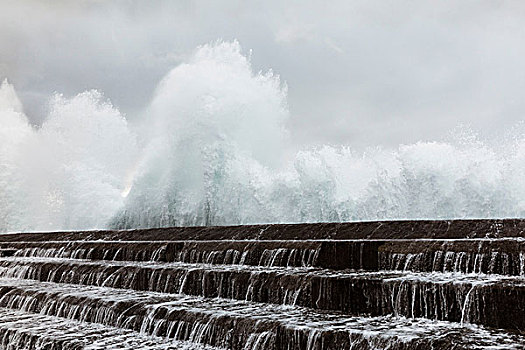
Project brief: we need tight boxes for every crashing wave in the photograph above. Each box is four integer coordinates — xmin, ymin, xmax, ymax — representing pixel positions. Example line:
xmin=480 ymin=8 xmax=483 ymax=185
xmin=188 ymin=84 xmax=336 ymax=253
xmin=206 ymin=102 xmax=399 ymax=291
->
xmin=2 ymin=41 xmax=525 ymax=232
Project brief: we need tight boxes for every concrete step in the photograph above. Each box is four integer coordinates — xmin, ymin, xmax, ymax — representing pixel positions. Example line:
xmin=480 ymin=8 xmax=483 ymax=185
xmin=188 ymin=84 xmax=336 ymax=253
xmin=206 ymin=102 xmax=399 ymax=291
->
xmin=2 ymin=238 xmax=524 ymax=275
xmin=0 ymin=257 xmax=524 ymax=330
xmin=0 ymin=278 xmax=522 ymax=350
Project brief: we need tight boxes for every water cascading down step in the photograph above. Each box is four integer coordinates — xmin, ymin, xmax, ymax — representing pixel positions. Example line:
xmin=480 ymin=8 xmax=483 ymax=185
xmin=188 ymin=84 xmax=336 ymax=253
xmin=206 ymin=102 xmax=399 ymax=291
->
xmin=0 ymin=219 xmax=524 ymax=349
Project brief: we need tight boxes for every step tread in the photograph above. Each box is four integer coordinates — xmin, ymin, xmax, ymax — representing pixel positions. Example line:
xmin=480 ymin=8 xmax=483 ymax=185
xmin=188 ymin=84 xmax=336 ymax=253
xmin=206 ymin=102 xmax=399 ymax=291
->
xmin=0 ymin=278 xmax=523 ymax=349
xmin=1 ymin=220 xmax=524 ymax=241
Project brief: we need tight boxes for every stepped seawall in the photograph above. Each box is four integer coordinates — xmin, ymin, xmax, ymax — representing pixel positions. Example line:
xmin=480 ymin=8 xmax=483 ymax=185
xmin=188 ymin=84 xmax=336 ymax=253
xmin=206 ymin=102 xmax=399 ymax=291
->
xmin=0 ymin=219 xmax=524 ymax=349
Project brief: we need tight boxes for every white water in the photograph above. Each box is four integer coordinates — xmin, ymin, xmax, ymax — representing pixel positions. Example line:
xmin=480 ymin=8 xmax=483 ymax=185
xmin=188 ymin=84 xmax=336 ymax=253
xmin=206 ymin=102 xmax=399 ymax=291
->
xmin=3 ymin=41 xmax=525 ymax=232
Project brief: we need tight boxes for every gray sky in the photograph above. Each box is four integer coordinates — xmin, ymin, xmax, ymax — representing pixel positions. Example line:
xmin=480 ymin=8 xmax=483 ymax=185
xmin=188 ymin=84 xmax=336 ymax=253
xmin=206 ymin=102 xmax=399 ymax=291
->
xmin=2 ymin=0 xmax=525 ymax=149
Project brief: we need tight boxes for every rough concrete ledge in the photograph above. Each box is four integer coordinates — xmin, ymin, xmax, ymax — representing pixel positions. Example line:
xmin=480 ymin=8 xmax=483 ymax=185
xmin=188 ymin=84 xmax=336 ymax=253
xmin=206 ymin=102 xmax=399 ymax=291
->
xmin=1 ymin=219 xmax=525 ymax=242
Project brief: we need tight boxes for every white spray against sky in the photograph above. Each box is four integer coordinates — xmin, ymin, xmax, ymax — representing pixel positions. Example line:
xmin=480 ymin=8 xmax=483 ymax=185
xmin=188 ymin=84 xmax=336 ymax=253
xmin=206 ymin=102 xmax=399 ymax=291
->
xmin=3 ymin=41 xmax=525 ymax=232
xmin=0 ymin=81 xmax=137 ymax=232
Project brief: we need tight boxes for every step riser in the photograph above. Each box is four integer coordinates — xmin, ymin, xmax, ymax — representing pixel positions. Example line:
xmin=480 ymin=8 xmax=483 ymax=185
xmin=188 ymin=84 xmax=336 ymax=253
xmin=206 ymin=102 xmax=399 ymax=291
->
xmin=9 ymin=243 xmax=324 ymax=269
xmin=381 ymin=251 xmax=525 ymax=275
xmin=0 ymin=328 xmax=79 ymax=350
xmin=1 ymin=261 xmax=523 ymax=331
xmin=380 ymin=240 xmax=525 ymax=275
xmin=275 ymin=329 xmax=452 ymax=350
xmin=5 ymin=241 xmax=525 ymax=275
xmin=142 ymin=312 xmax=275 ymax=350
xmin=0 ymin=287 xmax=146 ymax=331
xmin=4 ymin=241 xmax=377 ymax=270
xmin=0 ymin=308 xmax=222 ymax=350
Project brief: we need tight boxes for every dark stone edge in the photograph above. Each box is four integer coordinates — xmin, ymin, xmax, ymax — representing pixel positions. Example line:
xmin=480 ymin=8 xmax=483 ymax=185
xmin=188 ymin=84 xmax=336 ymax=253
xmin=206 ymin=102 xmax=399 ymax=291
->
xmin=1 ymin=218 xmax=524 ymax=242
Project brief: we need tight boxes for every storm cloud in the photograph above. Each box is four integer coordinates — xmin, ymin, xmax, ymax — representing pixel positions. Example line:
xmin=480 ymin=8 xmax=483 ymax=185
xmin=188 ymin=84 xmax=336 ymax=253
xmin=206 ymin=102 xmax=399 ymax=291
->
xmin=2 ymin=1 xmax=525 ymax=148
